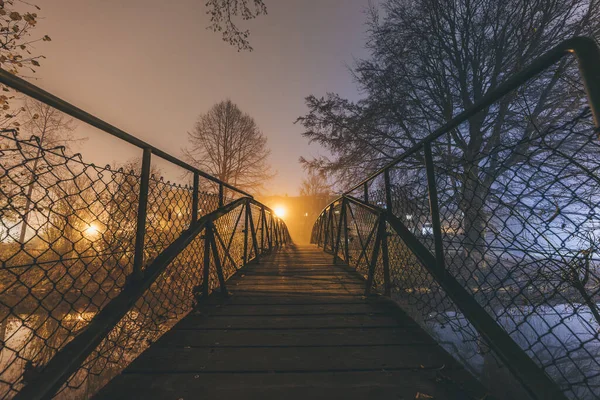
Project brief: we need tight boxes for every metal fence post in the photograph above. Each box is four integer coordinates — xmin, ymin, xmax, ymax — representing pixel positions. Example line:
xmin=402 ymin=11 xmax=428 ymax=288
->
xmin=364 ymin=182 xmax=369 ymax=203
xmin=274 ymin=219 xmax=280 ymax=247
xmin=208 ymin=222 xmax=227 ymax=296
xmin=343 ymin=204 xmax=350 ymax=263
xmin=248 ymin=204 xmax=259 ymax=259
xmin=219 ymin=183 xmax=224 ymax=207
xmin=424 ymin=142 xmax=446 ymax=272
xmin=132 ymin=148 xmax=152 ymax=281
xmin=243 ymin=200 xmax=249 ymax=264
xmin=260 ymin=206 xmax=265 ymax=254
xmin=202 ymin=224 xmax=211 ymax=298
xmin=333 ymin=200 xmax=346 ymax=264
xmin=365 ymin=215 xmax=383 ymax=296
xmin=384 ymin=168 xmax=393 ymax=212
xmin=380 ymin=215 xmax=391 ymax=296
xmin=267 ymin=212 xmax=273 ymax=251
xmin=191 ymin=172 xmax=199 ymax=226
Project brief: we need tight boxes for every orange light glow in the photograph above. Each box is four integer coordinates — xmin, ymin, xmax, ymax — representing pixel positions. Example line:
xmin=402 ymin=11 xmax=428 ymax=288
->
xmin=84 ymin=223 xmax=101 ymax=239
xmin=274 ymin=206 xmax=286 ymax=218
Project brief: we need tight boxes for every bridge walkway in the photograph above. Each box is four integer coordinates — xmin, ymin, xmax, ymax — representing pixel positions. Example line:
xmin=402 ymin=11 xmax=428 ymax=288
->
xmin=96 ymin=244 xmax=487 ymax=399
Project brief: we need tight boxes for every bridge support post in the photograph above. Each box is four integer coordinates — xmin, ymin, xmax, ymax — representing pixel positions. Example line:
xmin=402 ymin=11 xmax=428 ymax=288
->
xmin=324 ymin=204 xmax=333 ymax=252
xmin=333 ymin=199 xmax=346 ymax=264
xmin=202 ymin=225 xmax=211 ymax=298
xmin=343 ymin=203 xmax=350 ymax=264
xmin=243 ymin=200 xmax=249 ymax=264
xmin=191 ymin=172 xmax=199 ymax=226
xmin=132 ymin=147 xmax=152 ymax=281
xmin=265 ymin=211 xmax=272 ymax=251
xmin=384 ymin=168 xmax=393 ymax=212
xmin=208 ymin=222 xmax=227 ymax=296
xmin=424 ymin=143 xmax=446 ymax=273
xmin=365 ymin=215 xmax=383 ymax=296
xmin=218 ymin=183 xmax=224 ymax=207
xmin=260 ymin=206 xmax=265 ymax=254
xmin=380 ymin=215 xmax=391 ymax=296
xmin=248 ymin=204 xmax=259 ymax=260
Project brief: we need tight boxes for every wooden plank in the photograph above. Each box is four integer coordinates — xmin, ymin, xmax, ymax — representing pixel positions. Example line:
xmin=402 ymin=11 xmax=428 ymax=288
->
xmin=175 ymin=314 xmax=407 ymax=329
xmin=96 ymin=244 xmax=487 ymax=400
xmin=125 ymin=345 xmax=457 ymax=373
xmin=154 ymin=327 xmax=435 ymax=347
xmin=192 ymin=303 xmax=395 ymax=316
xmin=97 ymin=370 xmax=482 ymax=400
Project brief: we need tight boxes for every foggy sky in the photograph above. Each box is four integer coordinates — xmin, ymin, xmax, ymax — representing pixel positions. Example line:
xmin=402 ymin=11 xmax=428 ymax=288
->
xmin=31 ymin=0 xmax=372 ymax=195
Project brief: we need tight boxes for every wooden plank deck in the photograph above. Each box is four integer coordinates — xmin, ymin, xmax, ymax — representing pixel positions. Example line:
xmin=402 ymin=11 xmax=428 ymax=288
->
xmin=96 ymin=244 xmax=487 ymax=399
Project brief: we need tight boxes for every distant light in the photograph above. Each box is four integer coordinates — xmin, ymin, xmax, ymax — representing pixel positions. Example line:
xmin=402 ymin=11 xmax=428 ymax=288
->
xmin=84 ymin=223 xmax=100 ymax=239
xmin=304 ymin=212 xmax=308 ymax=217
xmin=274 ymin=206 xmax=286 ymax=218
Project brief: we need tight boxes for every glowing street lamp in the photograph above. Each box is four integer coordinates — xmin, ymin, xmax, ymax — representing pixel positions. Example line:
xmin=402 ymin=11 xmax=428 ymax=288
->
xmin=274 ymin=206 xmax=286 ymax=218
xmin=84 ymin=223 xmax=101 ymax=239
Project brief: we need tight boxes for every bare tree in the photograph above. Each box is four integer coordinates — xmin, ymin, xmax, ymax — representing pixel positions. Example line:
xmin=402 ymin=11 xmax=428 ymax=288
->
xmin=299 ymin=170 xmax=333 ymax=221
xmin=205 ymin=0 xmax=267 ymax=51
xmin=299 ymin=171 xmax=331 ymax=197
xmin=18 ymin=99 xmax=79 ymax=243
xmin=297 ymin=0 xmax=600 ymax=265
xmin=184 ymin=99 xmax=274 ymax=193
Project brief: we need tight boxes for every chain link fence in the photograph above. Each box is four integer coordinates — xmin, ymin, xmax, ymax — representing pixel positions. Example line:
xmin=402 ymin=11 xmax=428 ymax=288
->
xmin=0 ymin=129 xmax=288 ymax=398
xmin=312 ymin=41 xmax=600 ymax=400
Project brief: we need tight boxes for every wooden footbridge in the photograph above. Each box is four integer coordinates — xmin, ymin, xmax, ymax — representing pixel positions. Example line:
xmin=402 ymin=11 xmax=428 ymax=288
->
xmin=96 ymin=245 xmax=485 ymax=400
xmin=2 ymin=37 xmax=600 ymax=400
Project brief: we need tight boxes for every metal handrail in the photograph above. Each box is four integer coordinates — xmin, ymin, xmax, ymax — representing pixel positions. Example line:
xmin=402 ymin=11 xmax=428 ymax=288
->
xmin=0 ymin=65 xmax=292 ymax=399
xmin=337 ymin=196 xmax=565 ymax=400
xmin=310 ymin=36 xmax=600 ymax=400
xmin=15 ymin=197 xmax=290 ymax=400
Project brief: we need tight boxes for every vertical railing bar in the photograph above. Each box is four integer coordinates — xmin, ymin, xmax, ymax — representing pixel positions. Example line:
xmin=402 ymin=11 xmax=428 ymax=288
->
xmin=364 ymin=215 xmax=382 ymax=296
xmin=243 ymin=200 xmax=249 ymax=264
xmin=218 ymin=183 xmax=224 ymax=207
xmin=363 ymin=181 xmax=369 ymax=203
xmin=384 ymin=168 xmax=393 ymax=212
xmin=260 ymin=206 xmax=265 ymax=254
xmin=346 ymin=201 xmax=368 ymax=267
xmin=424 ymin=142 xmax=446 ymax=272
xmin=333 ymin=199 xmax=346 ymax=264
xmin=323 ymin=207 xmax=330 ymax=251
xmin=225 ymin=205 xmax=244 ymax=258
xmin=266 ymin=212 xmax=273 ymax=251
xmin=248 ymin=204 xmax=260 ymax=260
xmin=191 ymin=172 xmax=199 ymax=226
xmin=380 ymin=215 xmax=391 ymax=296
xmin=132 ymin=147 xmax=152 ymax=281
xmin=209 ymin=225 xmax=228 ymax=296
xmin=343 ymin=203 xmax=350 ymax=263
xmin=202 ymin=224 xmax=211 ymax=298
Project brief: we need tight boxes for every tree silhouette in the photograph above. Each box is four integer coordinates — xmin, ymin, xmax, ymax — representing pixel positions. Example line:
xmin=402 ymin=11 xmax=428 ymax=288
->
xmin=184 ymin=99 xmax=274 ymax=194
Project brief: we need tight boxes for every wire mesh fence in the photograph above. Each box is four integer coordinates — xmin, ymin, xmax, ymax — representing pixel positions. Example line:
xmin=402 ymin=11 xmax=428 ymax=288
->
xmin=312 ymin=47 xmax=600 ymax=399
xmin=0 ymin=129 xmax=289 ymax=399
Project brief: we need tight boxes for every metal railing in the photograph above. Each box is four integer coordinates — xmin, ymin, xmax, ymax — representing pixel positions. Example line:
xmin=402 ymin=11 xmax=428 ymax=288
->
xmin=0 ymin=73 xmax=289 ymax=399
xmin=311 ymin=37 xmax=600 ymax=400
